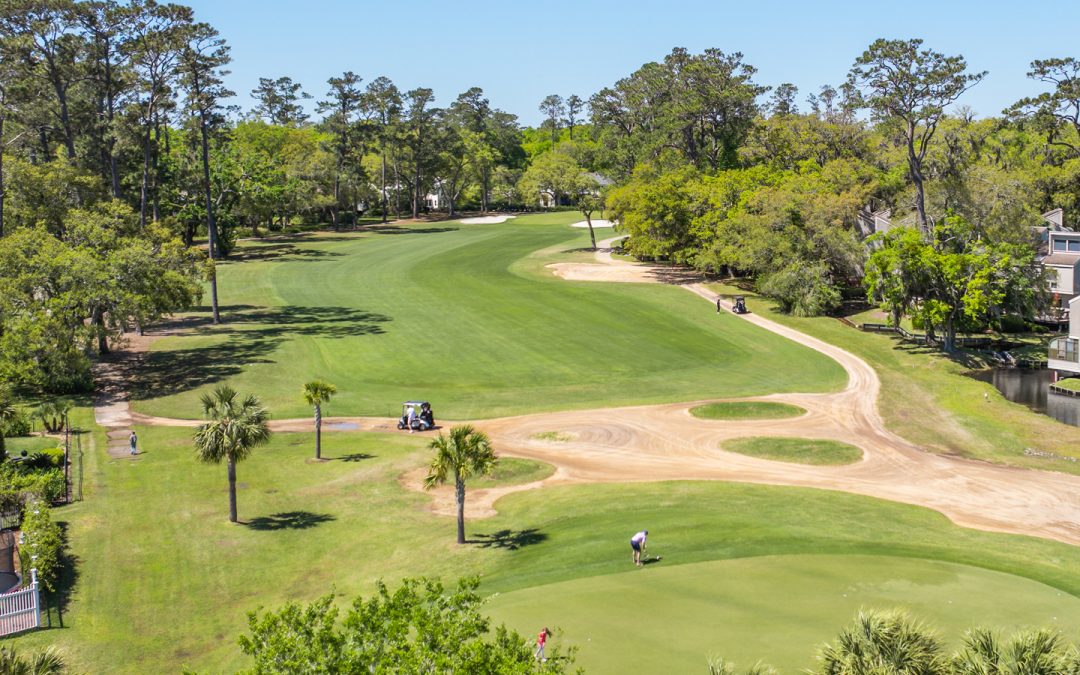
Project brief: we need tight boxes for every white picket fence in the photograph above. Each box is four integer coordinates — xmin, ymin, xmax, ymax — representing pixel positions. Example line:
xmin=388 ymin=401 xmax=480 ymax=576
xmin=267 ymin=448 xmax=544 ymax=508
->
xmin=0 ymin=569 xmax=40 ymax=636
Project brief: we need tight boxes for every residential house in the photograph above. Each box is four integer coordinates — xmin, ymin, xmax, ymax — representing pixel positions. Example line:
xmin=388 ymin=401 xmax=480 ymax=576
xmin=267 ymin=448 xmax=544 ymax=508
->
xmin=537 ymin=172 xmax=614 ymax=209
xmin=1048 ymin=295 xmax=1080 ymax=374
xmin=1036 ymin=209 xmax=1078 ymax=316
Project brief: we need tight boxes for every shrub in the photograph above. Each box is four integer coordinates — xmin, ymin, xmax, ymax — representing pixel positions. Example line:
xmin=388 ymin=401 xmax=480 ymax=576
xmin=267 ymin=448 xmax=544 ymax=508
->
xmin=998 ymin=314 xmax=1028 ymax=333
xmin=18 ymin=500 xmax=62 ymax=592
xmin=0 ymin=465 xmax=65 ymax=504
xmin=758 ymin=262 xmax=841 ymax=317
xmin=1 ymin=409 xmax=31 ymax=438
xmin=23 ymin=448 xmax=65 ymax=470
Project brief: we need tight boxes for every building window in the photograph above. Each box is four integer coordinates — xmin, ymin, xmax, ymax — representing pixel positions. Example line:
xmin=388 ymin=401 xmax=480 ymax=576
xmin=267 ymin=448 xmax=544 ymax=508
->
xmin=1069 ymin=240 xmax=1080 ymax=252
xmin=1050 ymin=337 xmax=1080 ymax=362
xmin=1055 ymin=240 xmax=1067 ymax=250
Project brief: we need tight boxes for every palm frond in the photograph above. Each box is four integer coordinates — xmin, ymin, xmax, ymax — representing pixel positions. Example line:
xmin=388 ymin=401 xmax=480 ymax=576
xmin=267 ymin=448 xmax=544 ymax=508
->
xmin=302 ymin=380 xmax=337 ymax=406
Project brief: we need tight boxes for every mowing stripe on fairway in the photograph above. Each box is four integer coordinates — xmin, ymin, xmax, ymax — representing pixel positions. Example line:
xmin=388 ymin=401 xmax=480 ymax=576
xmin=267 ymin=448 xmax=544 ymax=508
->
xmin=135 ymin=213 xmax=845 ymax=419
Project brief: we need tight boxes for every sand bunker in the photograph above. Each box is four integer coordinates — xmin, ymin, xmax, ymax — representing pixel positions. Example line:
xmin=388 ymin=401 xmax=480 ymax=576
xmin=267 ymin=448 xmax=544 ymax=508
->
xmin=459 ymin=215 xmax=516 ymax=224
xmin=570 ymin=219 xmax=614 ymax=228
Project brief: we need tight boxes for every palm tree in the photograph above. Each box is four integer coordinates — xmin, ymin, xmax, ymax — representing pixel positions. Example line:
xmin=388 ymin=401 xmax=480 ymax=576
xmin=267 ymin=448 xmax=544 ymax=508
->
xmin=816 ymin=610 xmax=946 ymax=675
xmin=193 ymin=385 xmax=271 ymax=523
xmin=423 ymin=425 xmax=497 ymax=544
xmin=301 ymin=380 xmax=337 ymax=460
xmin=0 ymin=645 xmax=67 ymax=674
xmin=952 ymin=627 xmax=1070 ymax=675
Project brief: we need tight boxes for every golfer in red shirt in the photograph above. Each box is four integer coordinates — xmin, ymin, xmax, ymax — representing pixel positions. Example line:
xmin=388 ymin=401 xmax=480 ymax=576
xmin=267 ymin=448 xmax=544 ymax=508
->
xmin=535 ymin=626 xmax=551 ymax=662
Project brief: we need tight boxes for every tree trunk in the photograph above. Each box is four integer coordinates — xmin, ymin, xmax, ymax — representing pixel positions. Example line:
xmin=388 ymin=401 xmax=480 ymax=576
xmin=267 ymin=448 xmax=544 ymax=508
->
xmin=104 ymin=49 xmax=121 ymax=198
xmin=944 ymin=313 xmax=957 ymax=353
xmin=586 ymin=212 xmax=597 ymax=249
xmin=227 ymin=458 xmax=238 ymax=523
xmin=47 ymin=63 xmax=76 ymax=160
xmin=907 ymin=124 xmax=928 ymax=232
xmin=455 ymin=475 xmax=466 ymax=544
xmin=208 ymin=265 xmax=221 ymax=326
xmin=140 ymin=121 xmax=152 ymax=228
xmin=94 ymin=310 xmax=109 ymax=354
xmin=380 ymin=150 xmax=388 ymax=223
xmin=314 ymin=404 xmax=322 ymax=460
xmin=151 ymin=118 xmax=161 ymax=223
xmin=412 ymin=162 xmax=421 ymax=219
xmin=0 ymin=113 xmax=5 ymax=237
xmin=199 ymin=103 xmax=222 ymax=326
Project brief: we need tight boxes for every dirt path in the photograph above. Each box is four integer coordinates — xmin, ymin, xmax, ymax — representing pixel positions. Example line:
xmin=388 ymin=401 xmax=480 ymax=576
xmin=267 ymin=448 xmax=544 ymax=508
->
xmin=99 ymin=237 xmax=1080 ymax=547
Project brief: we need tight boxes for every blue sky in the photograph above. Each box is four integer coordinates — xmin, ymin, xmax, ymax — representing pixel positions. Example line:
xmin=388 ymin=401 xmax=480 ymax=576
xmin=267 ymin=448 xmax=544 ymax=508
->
xmin=185 ymin=0 xmax=1080 ymax=126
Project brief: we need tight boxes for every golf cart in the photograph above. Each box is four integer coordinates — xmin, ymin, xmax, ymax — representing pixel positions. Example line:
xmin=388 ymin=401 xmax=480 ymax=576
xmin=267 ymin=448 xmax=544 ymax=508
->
xmin=732 ymin=296 xmax=749 ymax=314
xmin=397 ymin=400 xmax=435 ymax=431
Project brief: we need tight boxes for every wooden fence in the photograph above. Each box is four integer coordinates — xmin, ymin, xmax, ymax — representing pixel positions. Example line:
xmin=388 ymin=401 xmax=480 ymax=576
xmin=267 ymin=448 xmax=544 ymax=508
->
xmin=0 ymin=569 xmax=40 ymax=636
xmin=852 ymin=322 xmax=993 ymax=348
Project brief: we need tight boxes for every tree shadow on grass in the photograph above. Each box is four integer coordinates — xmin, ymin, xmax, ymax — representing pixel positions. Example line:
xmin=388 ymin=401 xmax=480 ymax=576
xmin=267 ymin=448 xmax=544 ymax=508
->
xmin=365 ymin=225 xmax=459 ymax=235
xmin=223 ymin=243 xmax=345 ymax=263
xmin=469 ymin=528 xmax=547 ymax=551
xmin=244 ymin=511 xmax=336 ymax=531
xmin=125 ymin=336 xmax=278 ymax=401
xmin=891 ymin=339 xmax=995 ymax=369
xmin=332 ymin=453 xmax=375 ymax=462
xmin=186 ymin=304 xmax=392 ymax=339
xmin=42 ymin=520 xmax=79 ymax=629
xmin=129 ymin=304 xmax=392 ymax=400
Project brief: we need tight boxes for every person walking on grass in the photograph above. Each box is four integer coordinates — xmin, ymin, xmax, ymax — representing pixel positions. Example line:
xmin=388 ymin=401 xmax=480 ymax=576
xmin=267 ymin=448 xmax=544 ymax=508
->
xmin=717 ymin=297 xmax=722 ymax=313
xmin=535 ymin=627 xmax=552 ymax=662
xmin=129 ymin=431 xmax=138 ymax=456
xmin=630 ymin=529 xmax=647 ymax=566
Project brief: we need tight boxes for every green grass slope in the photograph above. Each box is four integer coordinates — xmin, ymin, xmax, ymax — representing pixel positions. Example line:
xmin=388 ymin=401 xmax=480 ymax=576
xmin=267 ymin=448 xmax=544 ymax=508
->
xmin=16 ymin=420 xmax=1080 ymax=673
xmin=134 ymin=213 xmax=844 ymax=420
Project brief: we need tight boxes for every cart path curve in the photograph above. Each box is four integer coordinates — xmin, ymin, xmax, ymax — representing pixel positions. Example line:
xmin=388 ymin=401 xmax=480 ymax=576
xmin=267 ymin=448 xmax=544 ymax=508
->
xmin=118 ymin=236 xmax=1080 ymax=547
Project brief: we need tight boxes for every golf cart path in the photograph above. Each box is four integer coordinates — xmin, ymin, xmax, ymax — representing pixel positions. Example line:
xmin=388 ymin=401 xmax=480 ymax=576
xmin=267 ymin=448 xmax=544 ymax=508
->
xmin=115 ymin=236 xmax=1080 ymax=547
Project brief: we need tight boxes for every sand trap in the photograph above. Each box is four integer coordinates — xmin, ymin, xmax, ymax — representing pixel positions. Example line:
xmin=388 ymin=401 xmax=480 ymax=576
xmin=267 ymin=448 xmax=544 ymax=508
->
xmin=459 ymin=215 xmax=516 ymax=224
xmin=571 ymin=219 xmax=614 ymax=228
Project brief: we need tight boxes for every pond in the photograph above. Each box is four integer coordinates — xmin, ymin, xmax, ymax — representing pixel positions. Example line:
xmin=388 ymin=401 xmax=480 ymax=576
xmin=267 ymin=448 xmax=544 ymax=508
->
xmin=973 ymin=367 xmax=1080 ymax=427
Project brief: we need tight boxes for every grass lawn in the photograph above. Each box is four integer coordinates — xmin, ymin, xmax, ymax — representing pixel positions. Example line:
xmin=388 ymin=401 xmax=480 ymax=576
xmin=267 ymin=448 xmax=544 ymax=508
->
xmin=13 ymin=413 xmax=1080 ymax=673
xmin=709 ymin=284 xmax=1080 ymax=474
xmin=4 ymin=436 xmax=62 ymax=455
xmin=1054 ymin=377 xmax=1080 ymax=392
xmin=689 ymin=401 xmax=805 ymax=420
xmin=722 ymin=437 xmax=863 ymax=465
xmin=133 ymin=212 xmax=844 ymax=420
xmin=487 ymin=555 xmax=1080 ymax=674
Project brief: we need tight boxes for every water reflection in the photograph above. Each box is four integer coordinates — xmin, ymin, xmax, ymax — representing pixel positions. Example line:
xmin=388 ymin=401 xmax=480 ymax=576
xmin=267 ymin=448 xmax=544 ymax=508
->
xmin=974 ymin=368 xmax=1080 ymax=427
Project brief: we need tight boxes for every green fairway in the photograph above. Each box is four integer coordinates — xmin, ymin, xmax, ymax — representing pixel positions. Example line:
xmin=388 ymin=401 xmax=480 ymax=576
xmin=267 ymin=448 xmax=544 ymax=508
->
xmin=16 ymin=415 xmax=1080 ymax=673
xmin=133 ymin=212 xmax=845 ymax=420
xmin=723 ymin=437 xmax=863 ymax=465
xmin=486 ymin=555 xmax=1080 ymax=673
xmin=690 ymin=401 xmax=805 ymax=420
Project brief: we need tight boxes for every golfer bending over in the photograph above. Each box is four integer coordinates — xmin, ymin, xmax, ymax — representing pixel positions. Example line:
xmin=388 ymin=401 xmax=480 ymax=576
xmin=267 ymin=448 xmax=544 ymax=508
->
xmin=630 ymin=529 xmax=647 ymax=566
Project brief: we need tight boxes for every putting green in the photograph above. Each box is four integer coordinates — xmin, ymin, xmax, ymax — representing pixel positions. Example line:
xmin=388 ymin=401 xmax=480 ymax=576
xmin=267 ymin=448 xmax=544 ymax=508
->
xmin=486 ymin=554 xmax=1080 ymax=673
xmin=723 ymin=437 xmax=863 ymax=465
xmin=690 ymin=401 xmax=806 ymax=420
xmin=134 ymin=213 xmax=845 ymax=419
